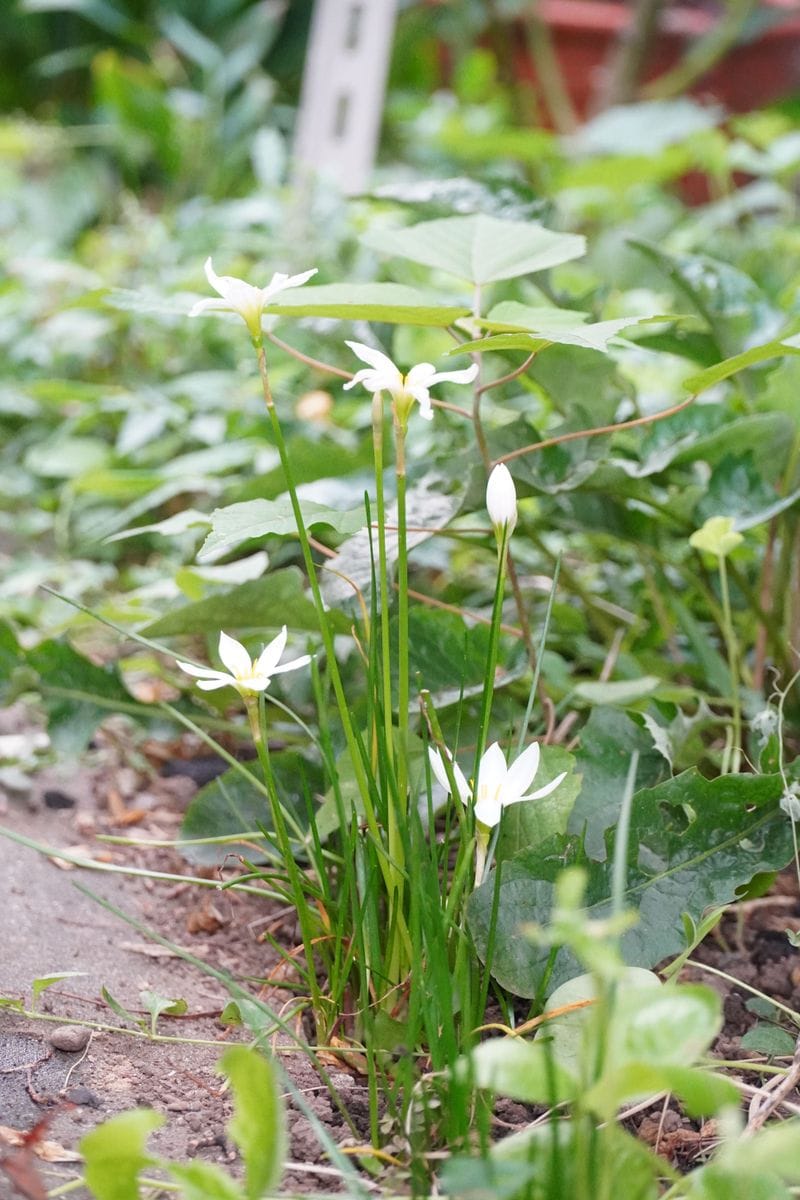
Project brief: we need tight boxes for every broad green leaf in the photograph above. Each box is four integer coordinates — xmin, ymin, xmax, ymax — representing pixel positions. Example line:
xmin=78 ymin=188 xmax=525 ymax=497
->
xmin=0 ymin=621 xmax=22 ymax=704
xmin=219 ymin=1046 xmax=286 ymax=1199
xmin=671 ymin=412 xmax=794 ymax=477
xmin=180 ymin=754 xmax=320 ymax=864
xmin=81 ymin=1109 xmax=164 ymax=1200
xmin=198 ymin=497 xmax=365 ymax=562
xmin=716 ymin=1120 xmax=800 ymax=1182
xmin=683 ymin=336 xmax=800 ymax=394
xmin=265 ymin=282 xmax=470 ymax=326
xmin=573 ymin=99 xmax=722 ymax=156
xmin=25 ymin=435 xmax=110 ymax=479
xmin=106 ymin=509 xmax=212 ymax=543
xmin=139 ymin=989 xmax=188 ymax=1036
xmin=685 ymin=1166 xmax=790 ymax=1200
xmin=543 ymin=969 xmax=660 ymax=1080
xmin=495 ymin=746 xmax=579 ymax=863
xmin=629 ymin=240 xmax=777 ymax=357
xmin=167 ymin=1162 xmax=244 ymax=1200
xmin=321 ymin=473 xmax=466 ymax=611
xmin=26 ymin=639 xmax=139 ymax=754
xmin=364 ymin=215 xmax=585 ymax=284
xmin=460 ymin=1036 xmax=576 ymax=1104
xmin=32 ymin=971 xmax=86 ymax=1008
xmin=567 ymin=708 xmax=670 ymax=859
xmin=469 ymin=769 xmax=793 ymax=998
xmin=143 ymin=567 xmax=349 ymax=636
xmin=740 ymin=1024 xmax=797 ymax=1056
xmin=490 ymin=1119 xmax=661 ymax=1200
xmin=584 ymin=1062 xmax=737 ymax=1118
xmin=459 ymin=304 xmax=670 ymax=354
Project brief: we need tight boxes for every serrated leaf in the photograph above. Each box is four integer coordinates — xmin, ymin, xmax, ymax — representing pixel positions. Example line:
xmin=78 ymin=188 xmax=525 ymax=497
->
xmin=219 ymin=1046 xmax=286 ymax=1199
xmin=198 ymin=498 xmax=365 ymax=562
xmin=364 ymin=215 xmax=585 ymax=284
xmin=80 ymin=1109 xmax=164 ymax=1200
xmin=469 ymin=769 xmax=793 ymax=998
xmin=265 ymin=282 xmax=470 ymax=326
xmin=459 ymin=304 xmax=670 ymax=354
xmin=143 ymin=567 xmax=349 ymax=636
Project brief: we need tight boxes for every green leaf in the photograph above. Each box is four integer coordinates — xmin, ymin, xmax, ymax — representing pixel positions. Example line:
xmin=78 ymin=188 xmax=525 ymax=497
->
xmin=469 ymin=769 xmax=793 ymax=998
xmin=143 ymin=567 xmax=349 ymax=636
xmin=198 ymin=497 xmax=365 ymax=562
xmin=81 ymin=1109 xmax=164 ymax=1200
xmin=567 ymin=708 xmax=670 ymax=859
xmin=683 ymin=336 xmax=800 ymax=394
xmin=31 ymin=971 xmax=86 ymax=1009
xmin=24 ymin=435 xmax=110 ymax=479
xmin=180 ymin=753 xmax=320 ymax=864
xmin=459 ymin=304 xmax=671 ymax=354
xmin=364 ymin=215 xmax=585 ymax=284
xmin=573 ymin=677 xmax=661 ymax=705
xmin=101 ymin=986 xmax=144 ymax=1030
xmin=460 ymin=1037 xmax=576 ymax=1105
xmin=495 ymin=746 xmax=580 ymax=863
xmin=106 ymin=509 xmax=212 ymax=543
xmin=266 ymin=282 xmax=470 ymax=326
xmin=26 ymin=639 xmax=139 ymax=754
xmin=168 ymin=1162 xmax=244 ymax=1200
xmin=585 ymin=1062 xmax=737 ymax=1118
xmin=139 ymin=989 xmax=188 ymax=1037
xmin=219 ymin=1046 xmax=286 ymax=1199
xmin=543 ymin=968 xmax=660 ymax=1080
xmin=321 ymin=473 xmax=465 ymax=611
xmin=740 ymin=1024 xmax=798 ymax=1056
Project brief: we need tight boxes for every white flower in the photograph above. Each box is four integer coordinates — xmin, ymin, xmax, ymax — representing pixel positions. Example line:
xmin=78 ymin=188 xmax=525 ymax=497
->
xmin=189 ymin=257 xmax=317 ymax=337
xmin=486 ymin=463 xmax=517 ymax=538
xmin=429 ymin=741 xmax=566 ymax=830
xmin=343 ymin=340 xmax=478 ymax=420
xmin=176 ymin=628 xmax=310 ymax=697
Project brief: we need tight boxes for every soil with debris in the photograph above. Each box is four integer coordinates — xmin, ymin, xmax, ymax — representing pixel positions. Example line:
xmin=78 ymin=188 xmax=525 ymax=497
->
xmin=1 ymin=711 xmax=799 ymax=1197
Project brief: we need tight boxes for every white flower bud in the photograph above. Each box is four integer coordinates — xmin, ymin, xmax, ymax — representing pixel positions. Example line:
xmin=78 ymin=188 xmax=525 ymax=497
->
xmin=486 ymin=463 xmax=517 ymax=539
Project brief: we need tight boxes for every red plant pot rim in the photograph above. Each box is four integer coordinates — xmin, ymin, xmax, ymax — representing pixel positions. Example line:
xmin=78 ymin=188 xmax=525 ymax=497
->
xmin=537 ymin=0 xmax=800 ymax=38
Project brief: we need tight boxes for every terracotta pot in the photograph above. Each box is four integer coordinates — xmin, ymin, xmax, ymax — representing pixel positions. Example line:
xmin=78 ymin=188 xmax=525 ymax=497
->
xmin=513 ymin=0 xmax=800 ymax=117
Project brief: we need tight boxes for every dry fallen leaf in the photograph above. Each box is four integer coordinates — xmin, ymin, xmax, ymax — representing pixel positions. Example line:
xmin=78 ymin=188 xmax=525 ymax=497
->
xmin=0 ymin=1125 xmax=81 ymax=1162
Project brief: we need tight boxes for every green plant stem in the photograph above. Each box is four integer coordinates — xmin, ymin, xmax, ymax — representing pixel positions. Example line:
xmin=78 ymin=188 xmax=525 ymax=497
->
xmin=388 ymin=411 xmax=410 ymax=993
xmin=254 ymin=338 xmax=413 ymax=987
xmin=372 ymin=390 xmax=395 ymax=776
xmin=474 ymin=524 xmax=510 ymax=780
xmin=718 ymin=555 xmax=741 ymax=774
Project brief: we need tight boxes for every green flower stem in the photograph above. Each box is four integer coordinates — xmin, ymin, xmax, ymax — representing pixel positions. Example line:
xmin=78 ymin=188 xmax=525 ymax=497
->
xmin=393 ymin=414 xmax=410 ymax=817
xmin=474 ymin=523 xmax=510 ymax=780
xmin=247 ymin=695 xmax=323 ymax=1017
xmin=372 ymin=390 xmax=395 ymax=775
xmin=253 ymin=340 xmax=412 ymax=972
xmin=718 ymin=554 xmax=741 ymax=774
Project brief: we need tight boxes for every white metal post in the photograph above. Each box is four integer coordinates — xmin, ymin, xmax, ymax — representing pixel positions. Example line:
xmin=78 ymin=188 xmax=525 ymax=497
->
xmin=293 ymin=0 xmax=399 ymax=195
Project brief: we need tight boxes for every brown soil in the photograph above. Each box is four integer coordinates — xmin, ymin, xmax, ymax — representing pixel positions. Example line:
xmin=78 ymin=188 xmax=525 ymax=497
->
xmin=1 ymin=711 xmax=799 ymax=1197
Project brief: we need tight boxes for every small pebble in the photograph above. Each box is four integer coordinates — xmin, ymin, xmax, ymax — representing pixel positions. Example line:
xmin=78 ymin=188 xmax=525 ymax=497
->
xmin=65 ymin=1085 xmax=101 ymax=1107
xmin=43 ymin=789 xmax=76 ymax=810
xmin=49 ymin=1025 xmax=91 ymax=1052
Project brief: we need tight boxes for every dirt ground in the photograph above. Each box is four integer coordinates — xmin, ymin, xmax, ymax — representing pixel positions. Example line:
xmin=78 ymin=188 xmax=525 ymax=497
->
xmin=1 ymin=710 xmax=800 ymax=1199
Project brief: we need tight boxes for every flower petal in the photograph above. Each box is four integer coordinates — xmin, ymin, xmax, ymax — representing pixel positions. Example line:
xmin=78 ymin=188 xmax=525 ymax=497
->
xmin=189 ymin=298 xmax=233 ymax=318
xmin=523 ymin=771 xmax=568 ymax=801
xmin=478 ymin=742 xmax=508 ymax=797
xmin=343 ymin=367 xmax=380 ymax=392
xmin=175 ymin=660 xmax=230 ymax=682
xmin=428 ymin=747 xmax=470 ymax=804
xmin=204 ymin=257 xmax=224 ymax=297
xmin=217 ymin=631 xmax=253 ymax=679
xmin=262 ymin=267 xmax=317 ymax=302
xmin=427 ymin=363 xmax=479 ymax=387
xmin=196 ymin=676 xmax=236 ymax=691
xmin=345 ymin=341 xmax=402 ymax=381
xmin=270 ymin=653 xmax=312 ymax=676
xmin=254 ymin=626 xmax=288 ymax=677
xmin=404 ymin=363 xmax=437 ymax=388
xmin=504 ymin=742 xmax=541 ymax=802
